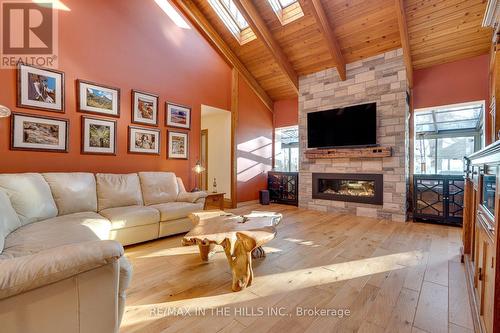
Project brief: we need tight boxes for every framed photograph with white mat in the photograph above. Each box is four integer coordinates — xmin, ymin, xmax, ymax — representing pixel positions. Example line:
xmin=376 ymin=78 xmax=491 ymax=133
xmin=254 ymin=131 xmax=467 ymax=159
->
xmin=128 ymin=126 xmax=160 ymax=155
xmin=17 ymin=64 xmax=65 ymax=113
xmin=81 ymin=116 xmax=117 ymax=155
xmin=77 ymin=80 xmax=120 ymax=117
xmin=167 ymin=130 xmax=188 ymax=159
xmin=132 ymin=90 xmax=158 ymax=126
xmin=11 ymin=113 xmax=68 ymax=152
xmin=166 ymin=102 xmax=191 ymax=129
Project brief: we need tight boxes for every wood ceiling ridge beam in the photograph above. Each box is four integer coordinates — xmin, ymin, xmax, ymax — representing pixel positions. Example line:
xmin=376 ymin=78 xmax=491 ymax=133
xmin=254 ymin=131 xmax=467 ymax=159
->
xmin=171 ymin=0 xmax=274 ymax=112
xmin=233 ymin=0 xmax=299 ymax=95
xmin=301 ymin=0 xmax=347 ymax=81
xmin=395 ymin=0 xmax=413 ymax=89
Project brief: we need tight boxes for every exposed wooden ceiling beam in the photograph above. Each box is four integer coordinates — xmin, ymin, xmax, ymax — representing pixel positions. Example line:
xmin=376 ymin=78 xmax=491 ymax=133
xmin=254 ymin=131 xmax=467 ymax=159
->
xmin=233 ymin=0 xmax=299 ymax=94
xmin=395 ymin=0 xmax=414 ymax=88
xmin=300 ymin=0 xmax=346 ymax=81
xmin=171 ymin=0 xmax=274 ymax=111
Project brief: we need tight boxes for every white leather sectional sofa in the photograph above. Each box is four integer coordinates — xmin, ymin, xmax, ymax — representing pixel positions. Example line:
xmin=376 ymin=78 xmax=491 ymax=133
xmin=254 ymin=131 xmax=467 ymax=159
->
xmin=0 ymin=171 xmax=206 ymax=333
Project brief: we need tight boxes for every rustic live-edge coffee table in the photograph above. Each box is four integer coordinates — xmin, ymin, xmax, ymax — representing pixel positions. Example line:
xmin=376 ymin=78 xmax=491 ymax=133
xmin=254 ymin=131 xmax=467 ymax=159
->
xmin=183 ymin=210 xmax=282 ymax=291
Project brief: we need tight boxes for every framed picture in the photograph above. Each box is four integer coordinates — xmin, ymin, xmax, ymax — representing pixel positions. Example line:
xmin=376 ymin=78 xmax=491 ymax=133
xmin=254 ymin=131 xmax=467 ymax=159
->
xmin=166 ymin=102 xmax=191 ymax=129
xmin=167 ymin=130 xmax=188 ymax=159
xmin=11 ymin=112 xmax=69 ymax=152
xmin=77 ymin=80 xmax=120 ymax=117
xmin=17 ymin=64 xmax=65 ymax=112
xmin=132 ymin=90 xmax=158 ymax=126
xmin=128 ymin=126 xmax=160 ymax=155
xmin=81 ymin=116 xmax=117 ymax=155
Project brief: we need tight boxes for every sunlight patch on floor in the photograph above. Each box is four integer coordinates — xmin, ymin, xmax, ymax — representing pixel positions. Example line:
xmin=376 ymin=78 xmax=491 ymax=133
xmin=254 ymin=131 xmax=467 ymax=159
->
xmin=122 ymin=250 xmax=423 ymax=327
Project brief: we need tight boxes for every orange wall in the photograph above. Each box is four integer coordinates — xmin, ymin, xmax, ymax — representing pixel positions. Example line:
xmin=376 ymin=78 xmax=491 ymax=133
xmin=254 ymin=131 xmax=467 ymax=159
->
xmin=0 ymin=0 xmax=233 ymax=188
xmin=274 ymin=98 xmax=298 ymax=128
xmin=413 ymin=54 xmax=489 ymax=109
xmin=237 ymin=75 xmax=273 ymax=202
xmin=413 ymin=54 xmax=490 ymax=143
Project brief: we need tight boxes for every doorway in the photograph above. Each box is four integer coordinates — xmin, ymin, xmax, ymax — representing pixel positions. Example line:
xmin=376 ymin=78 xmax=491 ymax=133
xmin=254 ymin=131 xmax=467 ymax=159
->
xmin=201 ymin=105 xmax=232 ymax=206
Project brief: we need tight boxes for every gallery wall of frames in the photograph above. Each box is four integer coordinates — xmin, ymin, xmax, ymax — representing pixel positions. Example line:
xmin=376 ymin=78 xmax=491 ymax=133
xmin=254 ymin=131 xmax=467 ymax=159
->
xmin=12 ymin=63 xmax=192 ymax=159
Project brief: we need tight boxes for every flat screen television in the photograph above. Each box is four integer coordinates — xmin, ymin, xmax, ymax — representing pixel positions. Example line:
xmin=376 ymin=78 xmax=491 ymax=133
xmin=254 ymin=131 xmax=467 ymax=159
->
xmin=307 ymin=102 xmax=377 ymax=148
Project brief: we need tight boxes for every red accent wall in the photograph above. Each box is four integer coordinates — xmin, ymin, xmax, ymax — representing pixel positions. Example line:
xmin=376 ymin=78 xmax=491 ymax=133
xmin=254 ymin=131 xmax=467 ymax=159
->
xmin=413 ymin=54 xmax=489 ymax=109
xmin=237 ymin=74 xmax=273 ymax=202
xmin=413 ymin=54 xmax=490 ymax=143
xmin=274 ymin=98 xmax=298 ymax=128
xmin=0 ymin=0 xmax=234 ymax=188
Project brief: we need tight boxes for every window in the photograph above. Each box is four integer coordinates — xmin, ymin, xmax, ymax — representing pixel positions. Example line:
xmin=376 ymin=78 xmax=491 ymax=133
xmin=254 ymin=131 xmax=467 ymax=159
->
xmin=208 ymin=0 xmax=256 ymax=44
xmin=268 ymin=0 xmax=303 ymax=25
xmin=276 ymin=0 xmax=298 ymax=8
xmin=275 ymin=126 xmax=299 ymax=172
xmin=414 ymin=102 xmax=484 ymax=175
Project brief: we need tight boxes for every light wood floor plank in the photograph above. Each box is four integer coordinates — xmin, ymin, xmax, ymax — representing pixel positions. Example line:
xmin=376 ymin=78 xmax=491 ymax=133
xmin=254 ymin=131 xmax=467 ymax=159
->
xmin=449 ymin=261 xmax=474 ymax=330
xmin=413 ymin=281 xmax=449 ymax=333
xmin=119 ymin=204 xmax=470 ymax=333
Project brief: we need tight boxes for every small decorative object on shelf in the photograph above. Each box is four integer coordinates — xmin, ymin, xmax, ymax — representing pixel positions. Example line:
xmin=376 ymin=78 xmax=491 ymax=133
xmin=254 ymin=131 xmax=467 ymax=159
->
xmin=212 ymin=177 xmax=217 ymax=193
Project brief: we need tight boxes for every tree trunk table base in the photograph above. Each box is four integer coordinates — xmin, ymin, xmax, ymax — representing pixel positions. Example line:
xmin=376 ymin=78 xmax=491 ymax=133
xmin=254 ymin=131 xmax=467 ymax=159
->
xmin=251 ymin=246 xmax=266 ymax=259
xmin=184 ymin=211 xmax=282 ymax=291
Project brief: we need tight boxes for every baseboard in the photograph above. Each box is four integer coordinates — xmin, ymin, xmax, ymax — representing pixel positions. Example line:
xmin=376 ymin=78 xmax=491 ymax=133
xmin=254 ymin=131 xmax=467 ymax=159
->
xmin=237 ymin=200 xmax=259 ymax=207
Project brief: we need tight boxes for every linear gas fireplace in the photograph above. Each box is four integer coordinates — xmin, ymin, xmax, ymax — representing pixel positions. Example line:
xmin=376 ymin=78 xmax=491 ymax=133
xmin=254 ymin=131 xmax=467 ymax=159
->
xmin=312 ymin=173 xmax=383 ymax=205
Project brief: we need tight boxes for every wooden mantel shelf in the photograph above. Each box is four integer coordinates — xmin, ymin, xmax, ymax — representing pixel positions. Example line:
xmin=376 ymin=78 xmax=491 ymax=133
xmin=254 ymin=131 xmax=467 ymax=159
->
xmin=305 ymin=146 xmax=392 ymax=159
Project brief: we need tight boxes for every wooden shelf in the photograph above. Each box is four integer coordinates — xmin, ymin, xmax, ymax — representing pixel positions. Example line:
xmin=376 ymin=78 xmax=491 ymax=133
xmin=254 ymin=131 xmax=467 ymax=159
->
xmin=304 ymin=146 xmax=392 ymax=159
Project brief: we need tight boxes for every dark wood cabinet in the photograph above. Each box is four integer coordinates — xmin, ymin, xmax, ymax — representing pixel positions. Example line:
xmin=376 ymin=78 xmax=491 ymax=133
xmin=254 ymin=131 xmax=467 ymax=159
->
xmin=268 ymin=171 xmax=298 ymax=206
xmin=413 ymin=174 xmax=465 ymax=226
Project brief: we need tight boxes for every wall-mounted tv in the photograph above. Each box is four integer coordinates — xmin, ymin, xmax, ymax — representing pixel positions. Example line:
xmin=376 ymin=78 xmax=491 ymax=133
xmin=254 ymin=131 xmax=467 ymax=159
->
xmin=307 ymin=102 xmax=377 ymax=148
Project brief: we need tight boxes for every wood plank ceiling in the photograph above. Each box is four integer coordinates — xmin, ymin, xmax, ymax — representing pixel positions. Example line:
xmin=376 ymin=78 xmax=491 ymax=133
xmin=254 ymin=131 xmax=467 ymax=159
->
xmin=187 ymin=0 xmax=492 ymax=102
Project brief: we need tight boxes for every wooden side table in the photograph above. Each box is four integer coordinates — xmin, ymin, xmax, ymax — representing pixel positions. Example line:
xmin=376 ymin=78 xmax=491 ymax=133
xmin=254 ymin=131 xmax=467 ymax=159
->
xmin=204 ymin=192 xmax=226 ymax=210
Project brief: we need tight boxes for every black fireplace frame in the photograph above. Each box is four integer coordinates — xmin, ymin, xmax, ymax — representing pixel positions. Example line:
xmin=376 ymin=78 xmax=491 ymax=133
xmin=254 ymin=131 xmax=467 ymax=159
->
xmin=312 ymin=173 xmax=383 ymax=205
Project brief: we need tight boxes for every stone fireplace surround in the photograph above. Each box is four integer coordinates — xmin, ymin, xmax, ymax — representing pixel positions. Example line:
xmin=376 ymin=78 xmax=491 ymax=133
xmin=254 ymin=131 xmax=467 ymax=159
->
xmin=298 ymin=49 xmax=409 ymax=222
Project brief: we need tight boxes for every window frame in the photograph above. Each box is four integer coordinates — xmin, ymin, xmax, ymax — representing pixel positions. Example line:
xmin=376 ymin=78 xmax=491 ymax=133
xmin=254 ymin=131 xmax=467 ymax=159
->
xmin=413 ymin=101 xmax=485 ymax=175
xmin=267 ymin=0 xmax=303 ymax=26
xmin=208 ymin=0 xmax=256 ymax=45
xmin=274 ymin=125 xmax=299 ymax=172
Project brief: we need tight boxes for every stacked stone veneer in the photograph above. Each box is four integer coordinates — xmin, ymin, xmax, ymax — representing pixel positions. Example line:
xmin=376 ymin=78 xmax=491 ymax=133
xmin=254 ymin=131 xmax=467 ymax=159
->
xmin=299 ymin=49 xmax=410 ymax=222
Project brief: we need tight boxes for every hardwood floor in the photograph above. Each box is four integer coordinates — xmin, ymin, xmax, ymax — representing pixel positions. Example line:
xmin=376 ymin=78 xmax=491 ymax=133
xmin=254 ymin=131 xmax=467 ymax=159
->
xmin=120 ymin=204 xmax=474 ymax=333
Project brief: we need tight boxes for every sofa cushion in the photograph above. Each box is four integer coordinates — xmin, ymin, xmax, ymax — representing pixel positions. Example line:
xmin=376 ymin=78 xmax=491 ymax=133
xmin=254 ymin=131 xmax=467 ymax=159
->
xmin=176 ymin=177 xmax=187 ymax=192
xmin=43 ymin=172 xmax=98 ymax=215
xmin=139 ymin=172 xmax=178 ymax=205
xmin=0 ymin=191 xmax=22 ymax=254
xmin=0 ymin=173 xmax=58 ymax=225
xmin=96 ymin=173 xmax=143 ymax=211
xmin=150 ymin=201 xmax=204 ymax=222
xmin=100 ymin=205 xmax=160 ymax=229
xmin=0 ymin=212 xmax=111 ymax=260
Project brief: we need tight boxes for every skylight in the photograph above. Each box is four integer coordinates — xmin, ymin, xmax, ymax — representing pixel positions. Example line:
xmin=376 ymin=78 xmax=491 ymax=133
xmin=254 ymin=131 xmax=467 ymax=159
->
xmin=268 ymin=0 xmax=303 ymax=25
xmin=278 ymin=0 xmax=297 ymax=8
xmin=209 ymin=0 xmax=254 ymax=43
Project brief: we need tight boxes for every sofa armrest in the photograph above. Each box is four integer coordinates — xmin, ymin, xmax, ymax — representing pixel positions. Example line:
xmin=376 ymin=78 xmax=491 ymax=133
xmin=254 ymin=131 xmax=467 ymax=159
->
xmin=177 ymin=191 xmax=207 ymax=203
xmin=0 ymin=240 xmax=123 ymax=300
